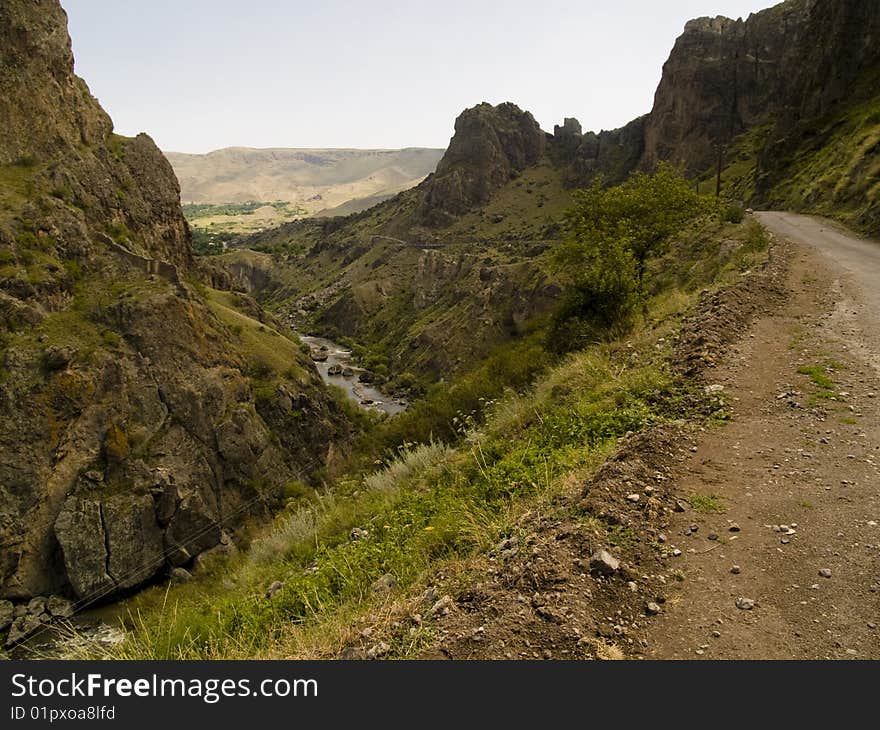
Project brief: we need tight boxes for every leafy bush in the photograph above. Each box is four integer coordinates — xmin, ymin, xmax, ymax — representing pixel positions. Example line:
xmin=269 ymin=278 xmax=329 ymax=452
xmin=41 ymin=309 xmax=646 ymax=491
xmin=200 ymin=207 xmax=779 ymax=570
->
xmin=551 ymin=164 xmax=714 ymax=352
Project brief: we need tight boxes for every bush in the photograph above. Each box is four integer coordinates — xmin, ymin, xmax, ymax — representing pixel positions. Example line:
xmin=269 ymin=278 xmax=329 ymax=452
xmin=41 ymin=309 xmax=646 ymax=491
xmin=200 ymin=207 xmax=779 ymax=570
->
xmin=550 ymin=164 xmax=714 ymax=352
xmin=548 ymin=238 xmax=640 ymax=352
xmin=722 ymin=203 xmax=745 ymax=223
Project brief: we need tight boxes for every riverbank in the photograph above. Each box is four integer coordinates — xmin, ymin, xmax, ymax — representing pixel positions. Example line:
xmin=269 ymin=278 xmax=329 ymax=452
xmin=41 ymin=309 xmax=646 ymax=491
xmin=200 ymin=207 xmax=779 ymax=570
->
xmin=300 ymin=334 xmax=407 ymax=416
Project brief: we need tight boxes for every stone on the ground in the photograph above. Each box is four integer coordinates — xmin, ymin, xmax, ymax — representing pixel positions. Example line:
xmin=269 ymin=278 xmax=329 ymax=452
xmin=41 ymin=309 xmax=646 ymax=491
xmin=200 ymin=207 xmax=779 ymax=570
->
xmin=819 ymin=568 xmax=832 ymax=578
xmin=170 ymin=567 xmax=192 ymax=584
xmin=265 ymin=580 xmax=283 ymax=599
xmin=371 ymin=573 xmax=397 ymax=594
xmin=589 ymin=549 xmax=620 ymax=576
xmin=735 ymin=597 xmax=755 ymax=610
xmin=498 ymin=535 xmax=519 ymax=557
xmin=338 ymin=646 xmax=366 ymax=660
xmin=349 ymin=527 xmax=369 ymax=541
xmin=430 ymin=595 xmax=454 ymax=617
xmin=46 ymin=596 xmax=74 ymax=618
xmin=5 ymin=615 xmax=43 ymax=647
xmin=729 ymin=523 xmax=741 ymax=532
xmin=26 ymin=597 xmax=46 ymax=616
xmin=731 ymin=565 xmax=741 ymax=574
xmin=626 ymin=493 xmax=640 ymax=503
xmin=366 ymin=642 xmax=390 ymax=660
xmin=646 ymin=602 xmax=662 ymax=616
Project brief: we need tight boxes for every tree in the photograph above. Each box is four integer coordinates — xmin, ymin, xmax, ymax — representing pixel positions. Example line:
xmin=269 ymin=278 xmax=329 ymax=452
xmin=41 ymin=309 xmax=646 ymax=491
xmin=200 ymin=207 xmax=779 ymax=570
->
xmin=564 ymin=163 xmax=713 ymax=286
xmin=549 ymin=164 xmax=713 ymax=352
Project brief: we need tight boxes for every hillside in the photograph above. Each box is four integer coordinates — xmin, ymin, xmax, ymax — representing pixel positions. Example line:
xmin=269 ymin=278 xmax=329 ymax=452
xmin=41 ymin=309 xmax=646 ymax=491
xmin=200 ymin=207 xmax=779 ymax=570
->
xmin=3 ymin=0 xmax=880 ymax=661
xmin=0 ymin=0 xmax=350 ymax=634
xmin=164 ymin=147 xmax=444 ymax=244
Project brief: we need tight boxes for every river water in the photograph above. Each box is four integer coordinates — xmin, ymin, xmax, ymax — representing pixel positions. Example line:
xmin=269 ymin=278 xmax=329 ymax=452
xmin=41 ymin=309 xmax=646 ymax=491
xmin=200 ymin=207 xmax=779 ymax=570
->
xmin=299 ymin=335 xmax=406 ymax=416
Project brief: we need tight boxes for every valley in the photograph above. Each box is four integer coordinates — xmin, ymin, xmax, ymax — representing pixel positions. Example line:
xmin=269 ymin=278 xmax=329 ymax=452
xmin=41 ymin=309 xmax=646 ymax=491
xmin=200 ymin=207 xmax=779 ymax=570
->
xmin=166 ymin=147 xmax=445 ymax=254
xmin=300 ymin=334 xmax=407 ymax=416
xmin=1 ymin=0 xmax=879 ymax=663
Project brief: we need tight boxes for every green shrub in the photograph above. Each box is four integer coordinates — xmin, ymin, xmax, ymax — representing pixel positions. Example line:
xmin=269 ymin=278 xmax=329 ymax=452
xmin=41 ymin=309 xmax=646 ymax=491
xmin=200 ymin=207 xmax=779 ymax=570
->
xmin=722 ymin=203 xmax=745 ymax=223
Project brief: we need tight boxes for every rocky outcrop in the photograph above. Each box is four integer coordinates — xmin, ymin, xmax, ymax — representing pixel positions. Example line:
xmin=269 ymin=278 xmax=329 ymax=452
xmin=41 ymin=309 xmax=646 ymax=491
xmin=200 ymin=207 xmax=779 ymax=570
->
xmin=563 ymin=117 xmax=647 ymax=187
xmin=0 ymin=0 xmax=111 ymax=166
xmin=414 ymin=103 xmax=546 ymax=226
xmin=54 ymin=495 xmax=164 ymax=599
xmin=642 ymin=0 xmax=880 ymax=175
xmin=0 ymin=0 xmax=349 ymax=603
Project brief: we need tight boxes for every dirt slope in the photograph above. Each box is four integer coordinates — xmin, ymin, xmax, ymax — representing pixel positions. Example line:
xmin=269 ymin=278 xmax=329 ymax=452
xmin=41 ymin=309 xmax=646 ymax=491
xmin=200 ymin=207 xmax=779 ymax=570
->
xmin=645 ymin=212 xmax=880 ymax=659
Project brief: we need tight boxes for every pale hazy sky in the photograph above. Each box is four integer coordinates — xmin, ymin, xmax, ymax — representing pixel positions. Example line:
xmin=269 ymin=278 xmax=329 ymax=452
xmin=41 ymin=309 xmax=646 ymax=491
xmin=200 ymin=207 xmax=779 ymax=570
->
xmin=63 ymin=0 xmax=774 ymax=153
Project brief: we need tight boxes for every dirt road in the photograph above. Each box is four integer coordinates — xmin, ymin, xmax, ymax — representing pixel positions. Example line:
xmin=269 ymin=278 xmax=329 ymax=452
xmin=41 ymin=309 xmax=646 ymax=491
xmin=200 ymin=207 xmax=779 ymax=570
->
xmin=645 ymin=212 xmax=880 ymax=659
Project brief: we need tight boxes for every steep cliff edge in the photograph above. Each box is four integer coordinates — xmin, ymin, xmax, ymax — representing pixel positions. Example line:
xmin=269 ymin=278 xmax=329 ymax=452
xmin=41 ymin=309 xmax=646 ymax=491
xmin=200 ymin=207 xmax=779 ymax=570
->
xmin=0 ymin=0 xmax=348 ymax=610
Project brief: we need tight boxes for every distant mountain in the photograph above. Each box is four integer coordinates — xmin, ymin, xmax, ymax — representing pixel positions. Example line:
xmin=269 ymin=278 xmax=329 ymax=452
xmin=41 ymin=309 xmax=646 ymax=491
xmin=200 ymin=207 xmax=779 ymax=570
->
xmin=165 ymin=147 xmax=445 ymax=215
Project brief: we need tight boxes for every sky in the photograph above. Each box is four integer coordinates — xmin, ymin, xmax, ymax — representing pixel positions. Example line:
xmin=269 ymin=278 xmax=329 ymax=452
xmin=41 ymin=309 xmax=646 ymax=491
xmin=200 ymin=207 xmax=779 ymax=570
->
xmin=63 ymin=0 xmax=774 ymax=154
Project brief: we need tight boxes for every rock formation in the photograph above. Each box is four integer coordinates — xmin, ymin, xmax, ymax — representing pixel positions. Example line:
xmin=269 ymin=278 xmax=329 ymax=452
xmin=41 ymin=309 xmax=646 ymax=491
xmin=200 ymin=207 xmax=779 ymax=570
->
xmin=414 ymin=103 xmax=546 ymax=226
xmin=0 ymin=0 xmax=348 ymax=606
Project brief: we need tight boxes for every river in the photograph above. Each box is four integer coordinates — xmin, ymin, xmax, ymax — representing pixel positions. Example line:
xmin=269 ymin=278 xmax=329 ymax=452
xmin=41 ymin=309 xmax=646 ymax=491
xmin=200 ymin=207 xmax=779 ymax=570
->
xmin=299 ymin=335 xmax=407 ymax=416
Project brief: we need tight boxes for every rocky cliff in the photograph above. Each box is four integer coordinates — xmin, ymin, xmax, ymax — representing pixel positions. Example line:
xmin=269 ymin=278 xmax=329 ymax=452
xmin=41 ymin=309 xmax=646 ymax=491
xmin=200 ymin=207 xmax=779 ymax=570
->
xmin=642 ymin=0 xmax=880 ymax=182
xmin=414 ymin=103 xmax=546 ymax=226
xmin=0 ymin=0 xmax=348 ymax=620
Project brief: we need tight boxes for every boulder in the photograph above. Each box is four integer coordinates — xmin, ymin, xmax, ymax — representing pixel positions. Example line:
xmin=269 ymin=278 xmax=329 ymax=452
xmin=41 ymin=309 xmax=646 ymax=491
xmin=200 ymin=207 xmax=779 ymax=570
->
xmin=170 ymin=567 xmax=192 ymax=584
xmin=26 ymin=597 xmax=46 ymax=616
xmin=370 ymin=573 xmax=397 ymax=594
xmin=46 ymin=596 xmax=74 ymax=618
xmin=5 ymin=614 xmax=43 ymax=647
xmin=43 ymin=346 xmax=75 ymax=371
xmin=54 ymin=498 xmax=114 ymax=600
xmin=103 ymin=495 xmax=164 ymax=591
xmin=54 ymin=495 xmax=164 ymax=600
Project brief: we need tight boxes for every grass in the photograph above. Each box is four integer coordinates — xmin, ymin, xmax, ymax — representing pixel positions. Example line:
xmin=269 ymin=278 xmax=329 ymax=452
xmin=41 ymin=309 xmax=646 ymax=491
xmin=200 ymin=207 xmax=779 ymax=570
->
xmin=204 ymin=288 xmax=307 ymax=379
xmin=797 ymin=361 xmax=843 ymax=405
xmin=99 ymin=325 xmax=679 ymax=659
xmin=688 ymin=494 xmax=724 ymax=514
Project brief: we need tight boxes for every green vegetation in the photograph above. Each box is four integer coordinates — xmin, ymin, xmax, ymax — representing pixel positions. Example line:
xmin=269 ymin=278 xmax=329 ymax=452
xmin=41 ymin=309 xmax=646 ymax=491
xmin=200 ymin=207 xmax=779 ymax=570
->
xmin=719 ymin=75 xmax=880 ymax=236
xmin=204 ymin=288 xmax=306 ymax=380
xmin=184 ymin=201 xmax=308 ymax=253
xmin=90 ymin=201 xmax=768 ymax=660
xmin=103 ymin=325 xmax=678 ymax=659
xmin=688 ymin=494 xmax=724 ymax=513
xmin=183 ymin=201 xmax=304 ymax=220
xmin=797 ymin=361 xmax=844 ymax=405
xmin=550 ymin=164 xmax=716 ymax=352
xmin=191 ymin=228 xmax=239 ymax=256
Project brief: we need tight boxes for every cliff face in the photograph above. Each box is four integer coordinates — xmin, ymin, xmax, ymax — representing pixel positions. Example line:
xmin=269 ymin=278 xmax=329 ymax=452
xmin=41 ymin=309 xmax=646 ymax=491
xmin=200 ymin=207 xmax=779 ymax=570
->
xmin=0 ymin=0 xmax=348 ymax=608
xmin=414 ymin=103 xmax=546 ymax=226
xmin=642 ymin=0 xmax=880 ymax=175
